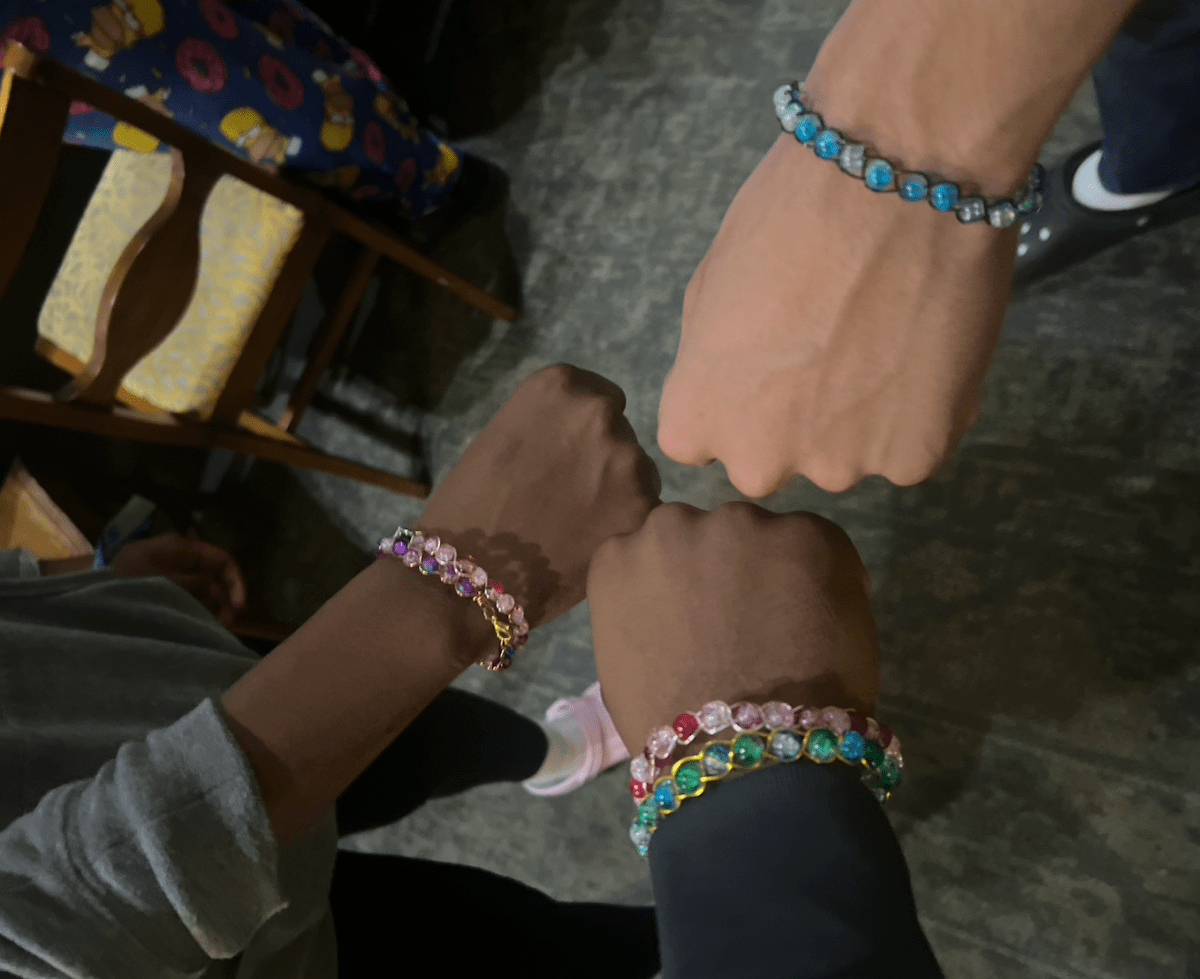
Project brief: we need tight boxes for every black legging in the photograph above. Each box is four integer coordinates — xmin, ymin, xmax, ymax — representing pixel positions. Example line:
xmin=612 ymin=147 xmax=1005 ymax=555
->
xmin=330 ymin=688 xmax=661 ymax=978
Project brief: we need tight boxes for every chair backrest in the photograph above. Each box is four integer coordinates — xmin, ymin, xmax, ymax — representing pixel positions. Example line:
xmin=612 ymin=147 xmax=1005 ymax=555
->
xmin=0 ymin=39 xmax=332 ymax=423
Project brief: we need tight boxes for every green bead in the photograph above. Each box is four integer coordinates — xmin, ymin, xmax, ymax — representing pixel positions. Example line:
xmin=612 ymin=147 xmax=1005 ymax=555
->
xmin=636 ymin=803 xmax=659 ymax=827
xmin=674 ymin=760 xmax=703 ymax=795
xmin=702 ymin=743 xmax=734 ymax=777
xmin=805 ymin=728 xmax=838 ymax=763
xmin=733 ymin=733 xmax=765 ymax=767
xmin=863 ymin=742 xmax=886 ymax=769
xmin=878 ymin=759 xmax=901 ymax=789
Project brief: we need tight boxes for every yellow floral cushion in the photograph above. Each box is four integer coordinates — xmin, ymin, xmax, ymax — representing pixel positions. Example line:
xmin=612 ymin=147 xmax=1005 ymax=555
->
xmin=38 ymin=149 xmax=304 ymax=417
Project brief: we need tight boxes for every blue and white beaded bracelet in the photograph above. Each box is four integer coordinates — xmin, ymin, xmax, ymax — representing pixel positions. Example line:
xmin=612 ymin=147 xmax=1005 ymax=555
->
xmin=773 ymin=81 xmax=1044 ymax=228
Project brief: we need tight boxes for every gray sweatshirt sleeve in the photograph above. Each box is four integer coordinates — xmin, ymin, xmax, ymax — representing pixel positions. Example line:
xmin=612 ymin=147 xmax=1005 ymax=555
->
xmin=0 ymin=697 xmax=291 ymax=977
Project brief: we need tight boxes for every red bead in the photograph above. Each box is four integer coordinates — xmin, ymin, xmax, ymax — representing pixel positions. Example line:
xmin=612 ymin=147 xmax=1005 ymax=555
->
xmin=672 ymin=712 xmax=700 ymax=744
xmin=629 ymin=778 xmax=647 ymax=800
xmin=877 ymin=724 xmax=893 ymax=749
xmin=489 ymin=580 xmax=504 ymax=594
xmin=848 ymin=713 xmax=868 ymax=736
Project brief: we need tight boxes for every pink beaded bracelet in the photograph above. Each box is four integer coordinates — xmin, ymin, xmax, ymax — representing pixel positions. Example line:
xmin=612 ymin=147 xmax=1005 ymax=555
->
xmin=627 ymin=700 xmax=900 ymax=802
xmin=376 ymin=526 xmax=529 ymax=672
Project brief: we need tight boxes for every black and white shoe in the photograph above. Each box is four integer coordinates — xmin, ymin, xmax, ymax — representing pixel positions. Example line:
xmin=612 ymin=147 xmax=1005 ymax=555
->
xmin=1012 ymin=140 xmax=1200 ymax=292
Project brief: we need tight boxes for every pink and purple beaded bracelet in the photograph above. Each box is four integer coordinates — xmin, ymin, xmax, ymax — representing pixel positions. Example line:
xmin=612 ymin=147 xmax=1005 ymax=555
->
xmin=376 ymin=525 xmax=529 ymax=672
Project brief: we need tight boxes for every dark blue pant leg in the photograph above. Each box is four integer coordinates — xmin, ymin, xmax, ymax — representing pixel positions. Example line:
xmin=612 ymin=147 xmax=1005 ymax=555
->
xmin=1094 ymin=0 xmax=1200 ymax=194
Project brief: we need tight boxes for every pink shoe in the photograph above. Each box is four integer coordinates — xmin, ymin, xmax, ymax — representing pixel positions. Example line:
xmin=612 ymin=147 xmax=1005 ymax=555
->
xmin=522 ymin=681 xmax=630 ymax=797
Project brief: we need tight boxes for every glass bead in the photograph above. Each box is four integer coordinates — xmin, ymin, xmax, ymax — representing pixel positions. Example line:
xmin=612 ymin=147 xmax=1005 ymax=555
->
xmin=409 ymin=533 xmax=425 ymax=551
xmin=435 ymin=544 xmax=456 ymax=565
xmin=675 ymin=761 xmax=703 ymax=795
xmin=863 ymin=742 xmax=886 ymax=769
xmin=696 ymin=701 xmax=733 ymax=735
xmin=396 ymin=529 xmax=413 ymax=545
xmin=805 ymin=729 xmax=838 ymax=763
xmin=654 ymin=780 xmax=680 ymax=814
xmin=838 ymin=143 xmax=865 ymax=177
xmin=648 ymin=726 xmax=677 ymax=759
xmin=795 ymin=706 xmax=820 ymax=730
xmin=402 ymin=549 xmax=421 ymax=567
xmin=848 ymin=713 xmax=868 ymax=736
xmin=955 ymin=195 xmax=987 ymax=224
xmin=839 ymin=731 xmax=866 ymax=761
xmin=441 ymin=568 xmax=459 ymax=585
xmin=860 ymin=767 xmax=887 ymax=804
xmin=865 ymin=718 xmax=880 ymax=741
xmin=864 ymin=159 xmax=894 ymax=191
xmin=772 ymin=84 xmax=793 ymax=109
xmin=702 ymin=742 xmax=734 ymax=777
xmin=422 ymin=536 xmax=440 ymax=555
xmin=733 ymin=734 xmax=765 ymax=767
xmin=454 ymin=579 xmax=476 ymax=597
xmin=629 ymin=777 xmax=647 ymax=801
xmin=630 ymin=823 xmax=653 ymax=853
xmin=391 ymin=540 xmax=407 ymax=556
xmin=820 ymin=708 xmax=850 ymax=735
xmin=794 ymin=112 xmax=822 ymax=144
xmin=768 ymin=730 xmax=802 ymax=761
xmin=878 ymin=759 xmax=901 ymax=790
xmin=929 ymin=182 xmax=959 ymax=212
xmin=898 ymin=172 xmax=929 ymax=202
xmin=761 ymin=701 xmax=794 ymax=730
xmin=779 ymin=105 xmax=802 ymax=133
xmin=420 ymin=556 xmax=440 ymax=574
xmin=731 ymin=702 xmax=764 ymax=732
xmin=636 ymin=802 xmax=659 ymax=827
xmin=885 ymin=735 xmax=902 ymax=761
xmin=496 ymin=593 xmax=516 ymax=614
xmin=1017 ymin=189 xmax=1044 ymax=215
xmin=471 ymin=567 xmax=489 ymax=587
xmin=813 ymin=128 xmax=843 ymax=160
xmin=631 ymin=755 xmax=653 ymax=784
xmin=876 ymin=724 xmax=893 ymax=749
xmin=672 ymin=713 xmax=701 ymax=744
xmin=988 ymin=201 xmax=1018 ymax=228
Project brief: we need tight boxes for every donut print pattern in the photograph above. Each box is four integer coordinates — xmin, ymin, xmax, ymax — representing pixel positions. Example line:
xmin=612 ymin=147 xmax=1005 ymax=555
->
xmin=259 ymin=53 xmax=304 ymax=109
xmin=2 ymin=15 xmax=51 ymax=52
xmin=199 ymin=0 xmax=238 ymax=40
xmin=176 ymin=37 xmax=227 ymax=92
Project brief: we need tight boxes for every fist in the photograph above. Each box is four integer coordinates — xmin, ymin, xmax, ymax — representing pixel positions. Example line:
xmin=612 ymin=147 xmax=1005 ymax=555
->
xmin=419 ymin=364 xmax=661 ymax=630
xmin=588 ymin=501 xmax=878 ymax=757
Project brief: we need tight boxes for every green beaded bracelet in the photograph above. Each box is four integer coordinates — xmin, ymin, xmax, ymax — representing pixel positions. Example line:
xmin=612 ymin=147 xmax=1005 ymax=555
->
xmin=627 ymin=725 xmax=902 ymax=858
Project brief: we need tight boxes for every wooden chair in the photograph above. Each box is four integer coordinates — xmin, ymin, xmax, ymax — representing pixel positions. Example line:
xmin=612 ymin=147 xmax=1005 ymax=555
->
xmin=0 ymin=40 xmax=516 ymax=499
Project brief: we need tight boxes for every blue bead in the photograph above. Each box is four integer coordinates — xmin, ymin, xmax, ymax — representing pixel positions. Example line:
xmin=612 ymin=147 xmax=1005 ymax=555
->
xmin=794 ymin=113 xmax=822 ymax=144
xmin=898 ymin=175 xmax=928 ymax=202
xmin=654 ymin=780 xmax=680 ymax=813
xmin=813 ymin=129 xmax=842 ymax=160
xmin=929 ymin=182 xmax=959 ymax=211
xmin=839 ymin=730 xmax=866 ymax=761
xmin=864 ymin=159 xmax=894 ymax=191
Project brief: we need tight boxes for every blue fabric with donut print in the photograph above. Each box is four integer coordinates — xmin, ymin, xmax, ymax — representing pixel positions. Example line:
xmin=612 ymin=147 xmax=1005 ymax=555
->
xmin=0 ymin=0 xmax=462 ymax=217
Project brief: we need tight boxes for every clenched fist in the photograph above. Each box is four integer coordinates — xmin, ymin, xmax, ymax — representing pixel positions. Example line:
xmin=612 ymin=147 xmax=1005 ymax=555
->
xmin=419 ymin=364 xmax=661 ymax=643
xmin=588 ymin=501 xmax=878 ymax=757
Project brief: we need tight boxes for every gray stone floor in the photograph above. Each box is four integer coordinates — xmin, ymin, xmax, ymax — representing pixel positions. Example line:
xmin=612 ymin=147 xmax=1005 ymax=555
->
xmin=233 ymin=1 xmax=1199 ymax=976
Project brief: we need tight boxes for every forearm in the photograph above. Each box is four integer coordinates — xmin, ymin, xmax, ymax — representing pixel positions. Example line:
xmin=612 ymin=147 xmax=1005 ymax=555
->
xmin=804 ymin=0 xmax=1144 ymax=193
xmin=219 ymin=556 xmax=493 ymax=851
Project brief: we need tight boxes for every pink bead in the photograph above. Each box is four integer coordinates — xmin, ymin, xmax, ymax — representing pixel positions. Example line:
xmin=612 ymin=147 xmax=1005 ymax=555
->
xmin=440 ymin=568 xmax=458 ymax=584
xmin=696 ymin=701 xmax=732 ymax=735
xmin=761 ymin=701 xmax=794 ymax=729
xmin=513 ymin=621 xmax=529 ymax=636
xmin=409 ymin=533 xmax=424 ymax=551
xmin=630 ymin=756 xmax=653 ymax=783
xmin=496 ymin=593 xmax=516 ymax=614
xmin=471 ymin=567 xmax=489 ymax=587
xmin=435 ymin=544 xmax=456 ymax=565
xmin=648 ymin=726 xmax=677 ymax=759
xmin=731 ymin=702 xmax=764 ymax=732
xmin=795 ymin=707 xmax=820 ymax=730
xmin=820 ymin=708 xmax=850 ymax=735
xmin=866 ymin=718 xmax=880 ymax=742
xmin=510 ymin=606 xmax=526 ymax=627
xmin=423 ymin=536 xmax=440 ymax=555
xmin=885 ymin=736 xmax=902 ymax=761
xmin=402 ymin=549 xmax=421 ymax=567
xmin=457 ymin=559 xmax=476 ymax=574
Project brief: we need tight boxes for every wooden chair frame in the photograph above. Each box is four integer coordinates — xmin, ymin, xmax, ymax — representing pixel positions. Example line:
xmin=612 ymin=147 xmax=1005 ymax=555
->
xmin=0 ymin=41 xmax=516 ymax=498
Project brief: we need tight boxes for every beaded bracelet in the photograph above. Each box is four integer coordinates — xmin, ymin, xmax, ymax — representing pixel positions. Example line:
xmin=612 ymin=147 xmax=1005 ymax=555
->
xmin=376 ymin=526 xmax=529 ymax=672
xmin=628 ymin=700 xmax=899 ymax=801
xmin=627 ymin=721 xmax=903 ymax=858
xmin=773 ymin=81 xmax=1044 ymax=228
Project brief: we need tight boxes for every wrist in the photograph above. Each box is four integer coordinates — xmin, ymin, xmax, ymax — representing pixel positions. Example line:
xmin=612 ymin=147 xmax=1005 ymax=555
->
xmin=370 ymin=555 xmax=496 ymax=673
